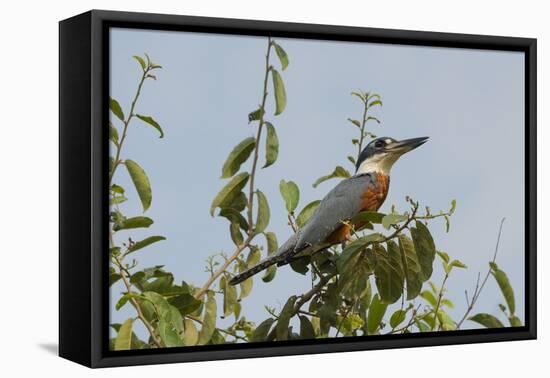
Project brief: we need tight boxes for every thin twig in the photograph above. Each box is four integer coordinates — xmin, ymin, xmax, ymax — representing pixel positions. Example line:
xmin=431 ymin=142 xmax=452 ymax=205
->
xmin=335 ymin=302 xmax=354 ymax=337
xmin=287 ymin=213 xmax=298 ymax=232
xmin=385 ymin=304 xmax=425 ymax=334
xmin=356 ymin=95 xmax=370 ymax=162
xmin=194 ymin=235 xmax=253 ymax=299
xmin=455 ymin=218 xmax=505 ymax=329
xmin=431 ymin=272 xmax=450 ymax=331
xmin=246 ymin=37 xmax=273 ymax=232
xmin=113 ymin=256 xmax=163 ymax=348
xmin=109 ymin=67 xmax=150 ymax=184
xmin=186 ymin=315 xmax=248 ymax=342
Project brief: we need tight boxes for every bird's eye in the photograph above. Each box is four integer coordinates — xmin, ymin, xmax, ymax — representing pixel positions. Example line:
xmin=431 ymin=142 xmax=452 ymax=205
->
xmin=375 ymin=140 xmax=384 ymax=148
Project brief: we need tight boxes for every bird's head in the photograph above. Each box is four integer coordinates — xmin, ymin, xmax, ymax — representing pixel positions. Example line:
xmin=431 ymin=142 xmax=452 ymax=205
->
xmin=355 ymin=136 xmax=429 ymax=175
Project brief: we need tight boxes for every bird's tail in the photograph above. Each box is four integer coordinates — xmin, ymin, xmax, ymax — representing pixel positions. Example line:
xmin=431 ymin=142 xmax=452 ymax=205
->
xmin=228 ymin=233 xmax=299 ymax=286
xmin=228 ymin=254 xmax=281 ymax=285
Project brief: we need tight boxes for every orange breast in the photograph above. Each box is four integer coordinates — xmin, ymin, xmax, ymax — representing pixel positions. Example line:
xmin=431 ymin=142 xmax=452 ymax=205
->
xmin=360 ymin=172 xmax=390 ymax=212
xmin=326 ymin=173 xmax=390 ymax=244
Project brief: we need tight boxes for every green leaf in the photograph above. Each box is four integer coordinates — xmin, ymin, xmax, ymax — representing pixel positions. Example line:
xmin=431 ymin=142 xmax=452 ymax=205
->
xmin=238 ymin=260 xmax=254 ymax=298
xmin=390 ymin=309 xmax=407 ymax=328
xmin=299 ymin=316 xmax=315 ymax=339
xmin=133 ymin=55 xmax=146 ymax=70
xmin=136 ymin=114 xmax=164 ymax=138
xmin=127 ymin=236 xmax=166 ymax=254
xmin=248 ymin=107 xmax=265 ymax=123
xmin=246 ymin=247 xmax=262 ymax=268
xmin=112 ymin=216 xmax=153 ymax=231
xmin=420 ymin=290 xmax=438 ymax=307
xmin=410 ymin=221 xmax=436 ymax=281
xmin=183 ymin=319 xmax=199 ymax=346
xmin=367 ymin=294 xmax=388 ymax=335
xmin=111 ymin=184 xmax=124 ymax=194
xmin=265 ymin=232 xmax=278 ymax=254
xmin=272 ymin=42 xmax=289 ymax=70
xmin=113 ymin=318 xmax=134 ymax=350
xmin=221 ymin=276 xmax=238 ymax=317
xmin=255 ymin=190 xmax=270 ymax=233
xmin=436 ymin=310 xmax=456 ymax=331
xmin=295 ymin=200 xmax=321 ymax=228
xmin=109 ymin=122 xmax=119 ymax=145
xmin=289 ymin=256 xmax=310 ymax=275
xmin=366 ymin=116 xmax=381 ymax=124
xmin=449 ymin=199 xmax=457 ymax=214
xmin=251 ymin=318 xmax=275 ymax=342
xmin=437 ymin=250 xmax=450 ymax=264
xmin=276 ymin=296 xmax=297 ymax=341
xmin=229 ymin=221 xmax=244 ymax=246
xmin=141 ymin=276 xmax=175 ymax=295
xmin=351 ymin=211 xmax=385 ymax=225
xmin=339 ymin=314 xmax=364 ymax=335
xmin=337 ymin=235 xmax=382 ymax=297
xmin=198 ymin=292 xmax=217 ymax=345
xmin=374 ymin=241 xmax=404 ymax=304
xmin=115 ymin=292 xmax=141 ymax=311
xmin=109 ymin=97 xmax=125 ymax=121
xmin=263 ymin=122 xmax=279 ymax=168
xmin=469 ymin=313 xmax=504 ymax=328
xmin=109 ymin=271 xmax=122 ymax=286
xmin=491 ymin=265 xmax=516 ymax=315
xmin=398 ymin=234 xmax=422 ymax=300
xmin=312 ymin=166 xmax=351 ymax=188
xmin=110 ymin=324 xmax=147 ymax=349
xmin=279 ymin=180 xmax=300 ymax=213
xmin=381 ymin=213 xmax=408 ymax=230
xmin=221 ymin=137 xmax=256 ymax=179
xmin=124 ymin=160 xmax=152 ymax=212
xmin=142 ymin=291 xmax=172 ymax=317
xmin=347 ymin=118 xmax=361 ymax=128
xmin=509 ymin=316 xmax=522 ymax=327
xmin=351 ymin=90 xmax=366 ymax=102
xmin=158 ymin=318 xmax=184 ymax=347
xmin=368 ymin=99 xmax=383 ymax=108
xmin=271 ymin=69 xmax=287 ymax=115
xmin=136 ymin=298 xmax=157 ymax=323
xmin=169 ymin=293 xmax=203 ymax=316
xmin=220 ymin=208 xmax=249 ymax=231
xmin=210 ymin=172 xmax=250 ymax=216
xmin=261 ymin=232 xmax=278 ymax=282
xmin=449 ymin=259 xmax=467 ymax=269
xmin=110 ymin=196 xmax=127 ymax=205
xmin=261 ymin=266 xmax=277 ymax=283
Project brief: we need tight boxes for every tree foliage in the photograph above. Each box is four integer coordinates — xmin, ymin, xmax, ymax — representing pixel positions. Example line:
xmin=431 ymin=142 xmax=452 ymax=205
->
xmin=109 ymin=44 xmax=521 ymax=351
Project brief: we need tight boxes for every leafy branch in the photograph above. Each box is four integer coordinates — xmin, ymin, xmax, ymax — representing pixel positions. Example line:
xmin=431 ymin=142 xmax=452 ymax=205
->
xmin=195 ymin=37 xmax=289 ymax=300
xmin=109 ymin=54 xmax=167 ymax=350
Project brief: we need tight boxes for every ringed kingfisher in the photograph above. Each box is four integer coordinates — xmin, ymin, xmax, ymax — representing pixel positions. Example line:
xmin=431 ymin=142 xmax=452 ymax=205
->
xmin=229 ymin=136 xmax=428 ymax=286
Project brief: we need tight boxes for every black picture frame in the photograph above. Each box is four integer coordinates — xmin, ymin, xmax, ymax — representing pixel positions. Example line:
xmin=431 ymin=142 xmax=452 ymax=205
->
xmin=59 ymin=9 xmax=537 ymax=368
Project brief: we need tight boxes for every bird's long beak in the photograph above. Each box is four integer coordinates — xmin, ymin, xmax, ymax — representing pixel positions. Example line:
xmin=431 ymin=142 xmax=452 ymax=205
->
xmin=386 ymin=136 xmax=429 ymax=155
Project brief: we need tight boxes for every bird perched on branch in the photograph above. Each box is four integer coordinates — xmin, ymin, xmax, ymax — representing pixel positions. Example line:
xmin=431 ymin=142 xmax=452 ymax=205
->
xmin=229 ymin=136 xmax=428 ymax=286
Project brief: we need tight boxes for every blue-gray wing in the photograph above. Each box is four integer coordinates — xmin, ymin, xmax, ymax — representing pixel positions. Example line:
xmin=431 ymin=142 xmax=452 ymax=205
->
xmin=295 ymin=174 xmax=373 ymax=250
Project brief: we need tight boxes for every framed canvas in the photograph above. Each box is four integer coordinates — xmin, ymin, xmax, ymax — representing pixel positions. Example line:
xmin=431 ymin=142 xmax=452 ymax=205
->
xmin=59 ymin=10 xmax=537 ymax=368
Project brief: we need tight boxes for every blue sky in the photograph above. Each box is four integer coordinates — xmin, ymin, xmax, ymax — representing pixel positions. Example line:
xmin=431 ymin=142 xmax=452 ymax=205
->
xmin=109 ymin=28 xmax=525 ymax=340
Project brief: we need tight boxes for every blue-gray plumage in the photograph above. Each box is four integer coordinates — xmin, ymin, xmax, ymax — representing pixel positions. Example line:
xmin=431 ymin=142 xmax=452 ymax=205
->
xmin=228 ymin=136 xmax=428 ymax=286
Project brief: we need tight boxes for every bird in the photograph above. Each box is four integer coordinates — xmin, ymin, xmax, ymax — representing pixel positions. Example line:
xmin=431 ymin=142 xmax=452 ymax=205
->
xmin=229 ymin=136 xmax=429 ymax=286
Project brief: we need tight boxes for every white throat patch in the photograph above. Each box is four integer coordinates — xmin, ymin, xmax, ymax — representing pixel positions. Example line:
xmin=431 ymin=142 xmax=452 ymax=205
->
xmin=356 ymin=153 xmax=399 ymax=175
